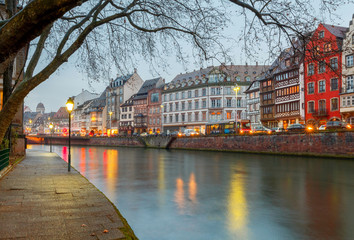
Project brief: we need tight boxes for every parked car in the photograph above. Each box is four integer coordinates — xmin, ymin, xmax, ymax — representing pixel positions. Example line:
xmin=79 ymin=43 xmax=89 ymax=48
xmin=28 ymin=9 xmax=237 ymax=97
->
xmin=168 ymin=131 xmax=180 ymax=136
xmin=286 ymin=124 xmax=306 ymax=132
xmin=325 ymin=121 xmax=347 ymax=130
xmin=253 ymin=126 xmax=272 ymax=134
xmin=318 ymin=125 xmax=326 ymax=131
xmin=184 ymin=129 xmax=199 ymax=136
xmin=140 ymin=132 xmax=148 ymax=136
xmin=271 ymin=127 xmax=285 ymax=133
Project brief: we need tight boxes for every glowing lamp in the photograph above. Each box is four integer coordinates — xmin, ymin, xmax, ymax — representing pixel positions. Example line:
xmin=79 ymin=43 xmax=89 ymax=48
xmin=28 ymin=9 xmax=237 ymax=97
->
xmin=49 ymin=123 xmax=53 ymax=129
xmin=66 ymin=97 xmax=74 ymax=113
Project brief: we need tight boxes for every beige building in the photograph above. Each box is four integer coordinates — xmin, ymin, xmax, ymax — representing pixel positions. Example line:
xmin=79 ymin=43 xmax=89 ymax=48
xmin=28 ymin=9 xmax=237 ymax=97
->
xmin=341 ymin=14 xmax=354 ymax=125
xmin=162 ymin=64 xmax=268 ymax=134
xmin=105 ymin=69 xmax=144 ymax=135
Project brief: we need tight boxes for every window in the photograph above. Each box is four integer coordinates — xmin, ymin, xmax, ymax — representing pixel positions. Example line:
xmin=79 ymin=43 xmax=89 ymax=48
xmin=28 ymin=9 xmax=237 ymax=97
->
xmin=188 ymin=101 xmax=192 ymax=110
xmin=319 ymin=80 xmax=326 ymax=93
xmin=346 ymin=55 xmax=354 ymax=67
xmin=175 ymin=92 xmax=179 ymax=100
xmin=343 ymin=97 xmax=346 ymax=107
xmin=202 ymin=88 xmax=206 ymax=96
xmin=169 ymin=94 xmax=172 ymax=101
xmin=175 ymin=114 xmax=179 ymax=122
xmin=195 ymin=100 xmax=199 ymax=109
xmin=182 ymin=92 xmax=185 ymax=99
xmin=308 ymin=101 xmax=316 ymax=113
xmin=181 ymin=114 xmax=185 ymax=122
xmin=188 ymin=91 xmax=192 ymax=98
xmin=169 ymin=115 xmax=173 ymax=123
xmin=169 ymin=103 xmax=173 ymax=111
xmin=319 ymin=100 xmax=326 ymax=113
xmin=211 ymin=99 xmax=221 ymax=108
xmin=195 ymin=90 xmax=198 ymax=97
xmin=352 ymin=34 xmax=354 ymax=44
xmin=324 ymin=43 xmax=331 ymax=52
xmin=319 ymin=31 xmax=324 ymax=39
xmin=330 ymin=78 xmax=338 ymax=91
xmin=308 ymin=63 xmax=314 ymax=76
xmin=308 ymin=82 xmax=314 ymax=94
xmin=202 ymin=100 xmax=206 ymax=108
xmin=195 ymin=112 xmax=199 ymax=122
xmin=245 ymin=76 xmax=251 ymax=82
xmin=235 ymin=76 xmax=241 ymax=81
xmin=318 ymin=61 xmax=326 ymax=73
xmin=202 ymin=112 xmax=206 ymax=121
xmin=237 ymin=99 xmax=241 ymax=108
xmin=285 ymin=59 xmax=291 ymax=67
xmin=151 ymin=93 xmax=159 ymax=103
xmin=331 ymin=98 xmax=338 ymax=111
xmin=182 ymin=102 xmax=185 ymax=110
xmin=330 ymin=58 xmax=338 ymax=70
xmin=347 ymin=75 xmax=354 ymax=91
xmin=226 ymin=99 xmax=232 ymax=107
xmin=175 ymin=102 xmax=179 ymax=111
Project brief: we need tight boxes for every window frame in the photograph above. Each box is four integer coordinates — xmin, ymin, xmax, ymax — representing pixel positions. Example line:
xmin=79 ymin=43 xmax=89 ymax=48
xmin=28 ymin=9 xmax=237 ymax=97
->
xmin=330 ymin=98 xmax=339 ymax=111
xmin=307 ymin=82 xmax=315 ymax=94
xmin=318 ymin=80 xmax=326 ymax=93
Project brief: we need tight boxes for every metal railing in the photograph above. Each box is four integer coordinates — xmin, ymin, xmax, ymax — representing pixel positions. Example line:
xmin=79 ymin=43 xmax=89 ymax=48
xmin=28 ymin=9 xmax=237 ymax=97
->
xmin=0 ymin=148 xmax=10 ymax=172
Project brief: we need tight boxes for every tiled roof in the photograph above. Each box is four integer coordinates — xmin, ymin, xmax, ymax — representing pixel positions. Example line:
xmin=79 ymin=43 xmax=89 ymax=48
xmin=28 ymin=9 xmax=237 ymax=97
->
xmin=134 ymin=77 xmax=163 ymax=100
xmin=322 ymin=24 xmax=348 ymax=38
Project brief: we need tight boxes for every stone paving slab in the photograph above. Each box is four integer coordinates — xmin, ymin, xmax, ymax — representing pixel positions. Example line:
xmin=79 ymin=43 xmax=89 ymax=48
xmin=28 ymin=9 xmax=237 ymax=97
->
xmin=0 ymin=150 xmax=133 ymax=240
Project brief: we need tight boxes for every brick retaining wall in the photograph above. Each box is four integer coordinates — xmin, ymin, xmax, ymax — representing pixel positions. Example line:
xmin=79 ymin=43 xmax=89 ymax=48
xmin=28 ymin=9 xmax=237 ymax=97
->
xmin=169 ymin=132 xmax=354 ymax=158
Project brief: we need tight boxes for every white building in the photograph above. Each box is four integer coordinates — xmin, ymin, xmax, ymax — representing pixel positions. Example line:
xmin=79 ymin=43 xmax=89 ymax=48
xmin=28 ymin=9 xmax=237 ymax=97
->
xmin=119 ymin=94 xmax=135 ymax=136
xmin=72 ymin=89 xmax=100 ymax=133
xmin=341 ymin=14 xmax=354 ymax=125
xmin=162 ymin=65 xmax=267 ymax=134
xmin=105 ymin=69 xmax=144 ymax=134
xmin=244 ymin=80 xmax=261 ymax=128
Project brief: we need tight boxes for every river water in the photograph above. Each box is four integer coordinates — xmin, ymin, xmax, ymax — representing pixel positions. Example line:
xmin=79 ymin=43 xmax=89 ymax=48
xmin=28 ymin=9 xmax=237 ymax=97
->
xmin=28 ymin=145 xmax=354 ymax=240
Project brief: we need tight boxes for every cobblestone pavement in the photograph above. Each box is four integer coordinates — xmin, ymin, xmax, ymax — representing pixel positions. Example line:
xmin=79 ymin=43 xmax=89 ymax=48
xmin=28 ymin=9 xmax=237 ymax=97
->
xmin=0 ymin=150 xmax=133 ymax=240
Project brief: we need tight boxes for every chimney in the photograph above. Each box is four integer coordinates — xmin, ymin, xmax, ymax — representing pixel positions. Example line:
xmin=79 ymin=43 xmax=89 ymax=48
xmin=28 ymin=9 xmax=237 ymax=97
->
xmin=292 ymin=36 xmax=296 ymax=43
xmin=246 ymin=62 xmax=248 ymax=66
xmin=134 ymin=68 xmax=137 ymax=73
xmin=256 ymin=62 xmax=258 ymax=66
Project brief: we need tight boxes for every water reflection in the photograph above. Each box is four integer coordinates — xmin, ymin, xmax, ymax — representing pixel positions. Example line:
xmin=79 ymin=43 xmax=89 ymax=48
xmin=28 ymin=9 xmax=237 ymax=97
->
xmin=28 ymin=145 xmax=354 ymax=240
xmin=227 ymin=164 xmax=249 ymax=239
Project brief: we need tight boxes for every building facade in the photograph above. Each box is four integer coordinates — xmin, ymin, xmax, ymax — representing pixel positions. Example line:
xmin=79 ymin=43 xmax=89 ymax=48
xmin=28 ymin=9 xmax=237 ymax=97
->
xmin=147 ymin=87 xmax=163 ymax=134
xmin=341 ymin=15 xmax=354 ymax=125
xmin=244 ymin=80 xmax=261 ymax=128
xmin=133 ymin=77 xmax=164 ymax=134
xmin=259 ymin=68 xmax=277 ymax=128
xmin=119 ymin=95 xmax=135 ymax=136
xmin=304 ymin=23 xmax=347 ymax=127
xmin=273 ymin=45 xmax=304 ymax=128
xmin=105 ymin=69 xmax=144 ymax=135
xmin=162 ymin=65 xmax=267 ymax=133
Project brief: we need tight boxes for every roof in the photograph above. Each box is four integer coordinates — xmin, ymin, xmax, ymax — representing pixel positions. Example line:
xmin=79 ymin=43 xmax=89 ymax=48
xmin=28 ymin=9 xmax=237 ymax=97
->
xmin=322 ymin=24 xmax=348 ymax=38
xmin=121 ymin=94 xmax=136 ymax=107
xmin=171 ymin=67 xmax=213 ymax=83
xmin=110 ymin=74 xmax=133 ymax=88
xmin=36 ymin=102 xmax=45 ymax=109
xmin=134 ymin=77 xmax=163 ymax=100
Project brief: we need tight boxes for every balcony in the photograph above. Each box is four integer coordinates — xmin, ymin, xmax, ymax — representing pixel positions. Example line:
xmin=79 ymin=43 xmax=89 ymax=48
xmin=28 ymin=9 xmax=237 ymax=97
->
xmin=312 ymin=109 xmax=328 ymax=117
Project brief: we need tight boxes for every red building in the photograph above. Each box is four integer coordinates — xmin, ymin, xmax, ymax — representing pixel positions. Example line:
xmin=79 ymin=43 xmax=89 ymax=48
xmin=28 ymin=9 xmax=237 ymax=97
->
xmin=304 ymin=24 xmax=348 ymax=127
xmin=147 ymin=87 xmax=163 ymax=134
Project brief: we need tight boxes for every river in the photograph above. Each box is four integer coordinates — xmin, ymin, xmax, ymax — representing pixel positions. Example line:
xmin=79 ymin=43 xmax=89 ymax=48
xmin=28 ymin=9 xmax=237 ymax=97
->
xmin=28 ymin=144 xmax=354 ymax=240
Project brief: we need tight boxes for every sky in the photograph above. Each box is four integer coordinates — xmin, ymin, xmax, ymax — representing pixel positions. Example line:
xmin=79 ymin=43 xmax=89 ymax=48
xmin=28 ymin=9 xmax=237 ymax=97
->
xmin=24 ymin=2 xmax=354 ymax=113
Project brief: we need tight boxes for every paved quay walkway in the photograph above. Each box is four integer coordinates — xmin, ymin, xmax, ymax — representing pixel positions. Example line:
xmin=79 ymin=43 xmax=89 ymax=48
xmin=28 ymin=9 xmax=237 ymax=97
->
xmin=0 ymin=150 xmax=137 ymax=240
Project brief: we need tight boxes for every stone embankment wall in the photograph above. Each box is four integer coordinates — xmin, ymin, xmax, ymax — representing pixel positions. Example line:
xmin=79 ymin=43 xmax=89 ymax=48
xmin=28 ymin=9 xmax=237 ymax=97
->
xmin=169 ymin=132 xmax=354 ymax=158
xmin=27 ymin=132 xmax=354 ymax=158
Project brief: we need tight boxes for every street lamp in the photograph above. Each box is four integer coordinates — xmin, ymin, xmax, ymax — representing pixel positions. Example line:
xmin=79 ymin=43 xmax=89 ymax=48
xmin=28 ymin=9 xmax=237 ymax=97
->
xmin=66 ymin=97 xmax=74 ymax=172
xmin=233 ymin=85 xmax=240 ymax=133
xmin=49 ymin=123 xmax=53 ymax=153
xmin=109 ymin=111 xmax=113 ymax=136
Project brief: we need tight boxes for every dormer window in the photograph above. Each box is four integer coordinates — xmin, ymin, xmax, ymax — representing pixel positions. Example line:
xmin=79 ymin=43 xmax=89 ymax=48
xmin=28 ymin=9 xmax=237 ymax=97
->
xmin=319 ymin=31 xmax=325 ymax=39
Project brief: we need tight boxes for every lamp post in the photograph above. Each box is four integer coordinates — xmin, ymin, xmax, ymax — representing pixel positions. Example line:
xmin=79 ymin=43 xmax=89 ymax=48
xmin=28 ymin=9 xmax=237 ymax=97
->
xmin=66 ymin=97 xmax=74 ymax=172
xmin=49 ymin=123 xmax=53 ymax=152
xmin=233 ymin=85 xmax=240 ymax=133
xmin=109 ymin=111 xmax=112 ymax=136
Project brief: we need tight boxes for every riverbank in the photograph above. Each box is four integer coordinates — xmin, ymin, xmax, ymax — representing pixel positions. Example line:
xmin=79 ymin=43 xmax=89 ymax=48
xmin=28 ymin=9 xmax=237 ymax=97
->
xmin=27 ymin=131 xmax=354 ymax=158
xmin=0 ymin=150 xmax=138 ymax=239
